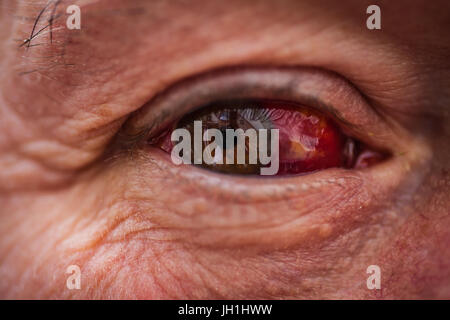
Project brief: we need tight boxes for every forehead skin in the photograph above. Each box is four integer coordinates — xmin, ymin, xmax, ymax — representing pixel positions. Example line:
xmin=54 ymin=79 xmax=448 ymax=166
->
xmin=0 ymin=0 xmax=449 ymax=299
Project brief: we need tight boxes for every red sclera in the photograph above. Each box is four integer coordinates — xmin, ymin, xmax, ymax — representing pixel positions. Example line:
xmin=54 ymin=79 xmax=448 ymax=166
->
xmin=258 ymin=102 xmax=345 ymax=175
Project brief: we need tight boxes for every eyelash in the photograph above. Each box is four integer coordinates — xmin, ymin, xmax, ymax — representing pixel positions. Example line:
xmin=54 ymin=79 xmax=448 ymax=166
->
xmin=120 ymin=67 xmax=392 ymax=175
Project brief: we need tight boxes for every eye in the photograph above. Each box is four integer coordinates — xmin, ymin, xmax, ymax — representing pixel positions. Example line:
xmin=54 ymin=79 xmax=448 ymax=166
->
xmin=121 ymin=67 xmax=396 ymax=179
xmin=148 ymin=99 xmax=387 ymax=176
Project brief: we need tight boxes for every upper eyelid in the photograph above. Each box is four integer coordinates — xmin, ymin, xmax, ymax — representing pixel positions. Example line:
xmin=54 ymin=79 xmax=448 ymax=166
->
xmin=123 ymin=67 xmax=354 ymax=135
xmin=120 ymin=67 xmax=390 ymax=149
xmin=119 ymin=66 xmax=397 ymax=151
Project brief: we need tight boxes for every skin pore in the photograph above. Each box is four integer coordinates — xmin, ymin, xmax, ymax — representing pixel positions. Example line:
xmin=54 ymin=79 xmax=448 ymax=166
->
xmin=0 ymin=0 xmax=449 ymax=299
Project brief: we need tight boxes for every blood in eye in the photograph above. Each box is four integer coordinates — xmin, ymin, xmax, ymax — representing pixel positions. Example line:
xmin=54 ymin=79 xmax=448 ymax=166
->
xmin=265 ymin=103 xmax=345 ymax=174
xmin=149 ymin=100 xmax=385 ymax=175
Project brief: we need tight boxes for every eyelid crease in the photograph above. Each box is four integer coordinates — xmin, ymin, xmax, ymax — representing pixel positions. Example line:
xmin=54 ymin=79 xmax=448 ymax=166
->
xmin=118 ymin=66 xmax=400 ymax=153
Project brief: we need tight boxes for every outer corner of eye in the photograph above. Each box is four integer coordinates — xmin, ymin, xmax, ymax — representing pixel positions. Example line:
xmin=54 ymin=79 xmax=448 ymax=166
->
xmin=146 ymin=99 xmax=388 ymax=177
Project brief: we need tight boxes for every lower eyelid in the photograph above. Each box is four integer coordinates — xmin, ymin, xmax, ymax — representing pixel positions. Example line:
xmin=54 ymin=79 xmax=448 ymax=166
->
xmin=123 ymin=143 xmax=425 ymax=249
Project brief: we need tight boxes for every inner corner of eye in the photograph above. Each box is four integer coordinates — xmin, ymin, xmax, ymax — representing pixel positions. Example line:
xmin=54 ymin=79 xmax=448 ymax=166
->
xmin=147 ymin=99 xmax=387 ymax=176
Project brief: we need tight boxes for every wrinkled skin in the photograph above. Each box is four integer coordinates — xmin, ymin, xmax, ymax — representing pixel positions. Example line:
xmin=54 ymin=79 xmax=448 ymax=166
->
xmin=0 ymin=0 xmax=449 ymax=299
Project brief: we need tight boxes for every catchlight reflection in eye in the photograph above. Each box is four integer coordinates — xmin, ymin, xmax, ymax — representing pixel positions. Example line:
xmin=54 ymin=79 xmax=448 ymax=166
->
xmin=149 ymin=100 xmax=385 ymax=176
